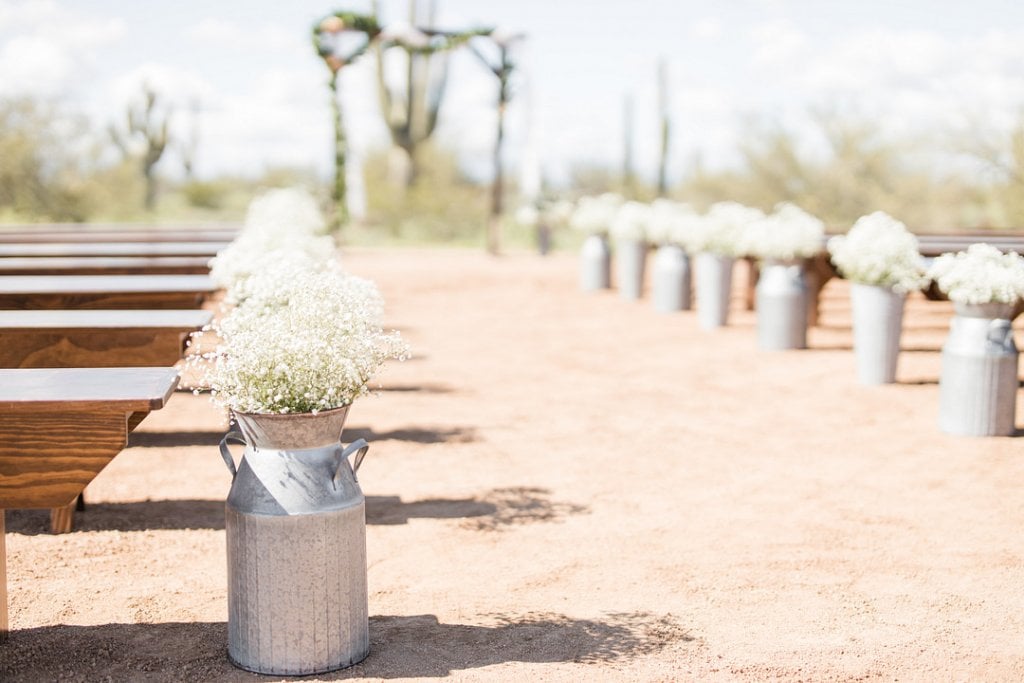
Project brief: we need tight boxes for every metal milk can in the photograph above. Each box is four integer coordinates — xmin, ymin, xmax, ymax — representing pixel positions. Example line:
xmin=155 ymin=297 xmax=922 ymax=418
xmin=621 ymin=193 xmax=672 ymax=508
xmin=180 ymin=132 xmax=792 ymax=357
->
xmin=755 ymin=259 xmax=808 ymax=350
xmin=651 ymin=244 xmax=692 ymax=313
xmin=615 ymin=238 xmax=648 ymax=300
xmin=850 ymin=283 xmax=906 ymax=384
xmin=580 ymin=234 xmax=611 ymax=292
xmin=696 ymin=252 xmax=735 ymax=329
xmin=219 ymin=406 xmax=370 ymax=675
xmin=938 ymin=302 xmax=1019 ymax=436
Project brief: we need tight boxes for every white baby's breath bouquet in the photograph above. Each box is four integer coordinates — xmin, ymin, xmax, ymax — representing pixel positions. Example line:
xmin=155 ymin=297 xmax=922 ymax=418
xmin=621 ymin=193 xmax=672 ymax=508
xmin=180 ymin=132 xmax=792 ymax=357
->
xmin=209 ymin=186 xmax=339 ymax=296
xmin=827 ymin=212 xmax=928 ymax=293
xmin=741 ymin=202 xmax=825 ymax=261
xmin=197 ymin=267 xmax=409 ymax=415
xmin=645 ymin=199 xmax=701 ymax=251
xmin=244 ymin=186 xmax=329 ymax=237
xmin=690 ymin=201 xmax=764 ymax=257
xmin=608 ymin=200 xmax=651 ymax=243
xmin=210 ymin=233 xmax=339 ymax=301
xmin=927 ymin=243 xmax=1024 ymax=305
xmin=570 ymin=193 xmax=624 ymax=236
xmin=544 ymin=199 xmax=575 ymax=228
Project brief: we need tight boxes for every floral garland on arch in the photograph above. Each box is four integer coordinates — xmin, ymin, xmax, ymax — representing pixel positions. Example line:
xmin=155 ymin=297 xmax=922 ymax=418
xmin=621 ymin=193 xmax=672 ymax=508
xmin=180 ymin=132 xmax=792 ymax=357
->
xmin=312 ymin=12 xmax=382 ymax=73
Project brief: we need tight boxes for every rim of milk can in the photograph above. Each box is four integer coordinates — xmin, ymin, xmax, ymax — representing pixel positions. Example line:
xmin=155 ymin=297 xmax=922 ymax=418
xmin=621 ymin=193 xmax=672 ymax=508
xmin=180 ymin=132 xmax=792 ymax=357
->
xmin=952 ymin=302 xmax=1016 ymax=319
xmin=232 ymin=405 xmax=351 ymax=450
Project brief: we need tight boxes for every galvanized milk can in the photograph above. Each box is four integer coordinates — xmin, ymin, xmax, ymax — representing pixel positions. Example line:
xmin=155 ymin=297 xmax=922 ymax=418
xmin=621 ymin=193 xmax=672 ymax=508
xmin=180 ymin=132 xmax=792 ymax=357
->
xmin=219 ymin=406 xmax=370 ymax=675
xmin=755 ymin=260 xmax=808 ymax=350
xmin=615 ymin=238 xmax=648 ymax=300
xmin=580 ymin=234 xmax=611 ymax=292
xmin=652 ymin=244 xmax=692 ymax=313
xmin=938 ymin=302 xmax=1019 ymax=436
xmin=696 ymin=252 xmax=735 ymax=329
xmin=850 ymin=283 xmax=906 ymax=384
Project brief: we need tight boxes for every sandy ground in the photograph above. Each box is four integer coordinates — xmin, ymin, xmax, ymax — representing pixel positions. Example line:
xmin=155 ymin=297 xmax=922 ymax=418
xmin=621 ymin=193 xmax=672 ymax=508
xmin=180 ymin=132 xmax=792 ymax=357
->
xmin=3 ymin=247 xmax=1024 ymax=682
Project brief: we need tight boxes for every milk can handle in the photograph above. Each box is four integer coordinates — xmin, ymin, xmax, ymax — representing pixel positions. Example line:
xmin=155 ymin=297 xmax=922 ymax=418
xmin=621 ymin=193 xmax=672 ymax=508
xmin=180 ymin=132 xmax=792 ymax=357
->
xmin=334 ymin=438 xmax=369 ymax=487
xmin=219 ymin=431 xmax=246 ymax=478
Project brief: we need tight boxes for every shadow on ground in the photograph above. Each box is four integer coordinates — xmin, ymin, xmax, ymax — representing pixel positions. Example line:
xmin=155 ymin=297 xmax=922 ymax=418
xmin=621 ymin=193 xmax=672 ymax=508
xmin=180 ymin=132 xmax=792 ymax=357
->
xmin=378 ymin=383 xmax=455 ymax=394
xmin=127 ymin=425 xmax=478 ymax=448
xmin=368 ymin=487 xmax=589 ymax=529
xmin=0 ymin=612 xmax=693 ymax=681
xmin=345 ymin=426 xmax=477 ymax=444
xmin=5 ymin=488 xmax=587 ymax=535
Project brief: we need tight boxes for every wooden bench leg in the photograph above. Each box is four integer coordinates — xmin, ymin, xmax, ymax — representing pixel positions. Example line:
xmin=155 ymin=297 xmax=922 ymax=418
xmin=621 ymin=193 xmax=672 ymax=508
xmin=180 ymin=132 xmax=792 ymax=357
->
xmin=745 ymin=258 xmax=759 ymax=311
xmin=1 ymin=510 xmax=7 ymax=642
xmin=50 ymin=500 xmax=76 ymax=534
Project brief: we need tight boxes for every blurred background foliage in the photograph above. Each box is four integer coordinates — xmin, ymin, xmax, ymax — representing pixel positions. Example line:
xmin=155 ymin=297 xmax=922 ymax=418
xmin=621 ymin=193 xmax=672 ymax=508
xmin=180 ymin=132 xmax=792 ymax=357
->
xmin=2 ymin=91 xmax=1024 ymax=249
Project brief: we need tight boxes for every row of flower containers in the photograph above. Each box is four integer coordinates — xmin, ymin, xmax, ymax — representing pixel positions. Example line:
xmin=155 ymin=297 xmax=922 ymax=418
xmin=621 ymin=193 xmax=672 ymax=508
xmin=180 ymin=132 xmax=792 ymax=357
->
xmin=574 ymin=194 xmax=1023 ymax=438
xmin=196 ymin=189 xmax=409 ymax=675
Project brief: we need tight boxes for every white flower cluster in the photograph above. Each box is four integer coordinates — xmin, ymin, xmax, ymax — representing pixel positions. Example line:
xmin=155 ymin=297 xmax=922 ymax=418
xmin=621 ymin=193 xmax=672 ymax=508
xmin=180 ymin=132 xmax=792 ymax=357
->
xmin=244 ymin=186 xmax=329 ymax=238
xmin=569 ymin=193 xmax=624 ymax=235
xmin=741 ymin=202 xmax=825 ymax=261
xmin=198 ymin=267 xmax=409 ymax=415
xmin=689 ymin=202 xmax=765 ymax=257
xmin=194 ymin=187 xmax=408 ymax=415
xmin=608 ymin=200 xmax=651 ymax=243
xmin=544 ymin=199 xmax=575 ymax=228
xmin=928 ymin=243 xmax=1024 ymax=304
xmin=827 ymin=212 xmax=929 ymax=293
xmin=646 ymin=199 xmax=704 ymax=252
xmin=208 ymin=187 xmax=337 ymax=300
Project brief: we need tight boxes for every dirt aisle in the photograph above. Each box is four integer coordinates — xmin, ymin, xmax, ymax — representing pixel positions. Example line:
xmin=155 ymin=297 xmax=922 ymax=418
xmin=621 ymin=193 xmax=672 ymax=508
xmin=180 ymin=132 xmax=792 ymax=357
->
xmin=4 ymin=247 xmax=1024 ymax=681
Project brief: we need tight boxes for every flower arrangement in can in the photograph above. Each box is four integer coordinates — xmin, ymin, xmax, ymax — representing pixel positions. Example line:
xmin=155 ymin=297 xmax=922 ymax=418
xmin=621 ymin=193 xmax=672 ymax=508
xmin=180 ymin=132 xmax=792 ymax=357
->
xmin=741 ymin=202 xmax=825 ymax=261
xmin=208 ymin=186 xmax=338 ymax=299
xmin=608 ymin=200 xmax=651 ymax=243
xmin=195 ymin=266 xmax=409 ymax=416
xmin=646 ymin=199 xmax=703 ymax=252
xmin=827 ymin=211 xmax=928 ymax=293
xmin=569 ymin=193 xmax=624 ymax=236
xmin=210 ymin=233 xmax=339 ymax=302
xmin=690 ymin=201 xmax=764 ymax=257
xmin=243 ymin=186 xmax=329 ymax=238
xmin=927 ymin=243 xmax=1024 ymax=304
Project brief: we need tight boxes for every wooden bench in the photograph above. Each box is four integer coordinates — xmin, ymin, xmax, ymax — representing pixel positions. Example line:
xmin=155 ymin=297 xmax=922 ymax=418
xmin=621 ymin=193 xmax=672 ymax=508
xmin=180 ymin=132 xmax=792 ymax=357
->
xmin=0 ymin=367 xmax=180 ymax=642
xmin=0 ymin=275 xmax=217 ymax=310
xmin=0 ymin=310 xmax=212 ymax=369
xmin=0 ymin=256 xmax=211 ymax=276
xmin=0 ymin=227 xmax=237 ymax=243
xmin=0 ymin=309 xmax=212 ymax=531
xmin=0 ymin=242 xmax=228 ymax=258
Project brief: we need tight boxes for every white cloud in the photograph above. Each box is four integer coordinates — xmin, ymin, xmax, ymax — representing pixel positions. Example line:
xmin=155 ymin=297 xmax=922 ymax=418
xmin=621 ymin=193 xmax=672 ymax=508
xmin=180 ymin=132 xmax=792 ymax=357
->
xmin=749 ymin=20 xmax=807 ymax=68
xmin=0 ymin=0 xmax=125 ymax=97
xmin=186 ymin=17 xmax=305 ymax=55
xmin=690 ymin=18 xmax=722 ymax=41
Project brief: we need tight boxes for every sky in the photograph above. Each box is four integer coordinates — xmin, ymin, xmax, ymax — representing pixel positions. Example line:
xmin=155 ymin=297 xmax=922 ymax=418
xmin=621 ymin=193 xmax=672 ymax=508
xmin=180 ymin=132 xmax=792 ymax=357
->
xmin=2 ymin=0 xmax=1024 ymax=197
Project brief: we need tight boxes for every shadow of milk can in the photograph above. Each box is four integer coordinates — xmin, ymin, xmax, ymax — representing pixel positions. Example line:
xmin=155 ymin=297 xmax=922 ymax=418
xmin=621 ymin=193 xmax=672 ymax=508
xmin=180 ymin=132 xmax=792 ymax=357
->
xmin=219 ymin=406 xmax=370 ymax=675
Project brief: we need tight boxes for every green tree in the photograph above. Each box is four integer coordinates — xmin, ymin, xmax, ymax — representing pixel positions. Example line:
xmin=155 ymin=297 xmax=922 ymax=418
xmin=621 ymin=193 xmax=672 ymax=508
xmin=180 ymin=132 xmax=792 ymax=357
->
xmin=0 ymin=97 xmax=91 ymax=221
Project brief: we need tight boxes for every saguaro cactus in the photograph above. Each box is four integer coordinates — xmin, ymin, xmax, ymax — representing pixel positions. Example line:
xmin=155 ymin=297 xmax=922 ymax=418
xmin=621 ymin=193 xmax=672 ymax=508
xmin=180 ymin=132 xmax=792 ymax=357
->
xmin=109 ymin=83 xmax=170 ymax=211
xmin=373 ymin=0 xmax=487 ymax=187
xmin=656 ymin=58 xmax=671 ymax=198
